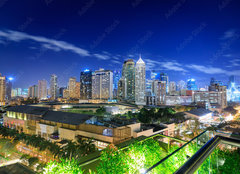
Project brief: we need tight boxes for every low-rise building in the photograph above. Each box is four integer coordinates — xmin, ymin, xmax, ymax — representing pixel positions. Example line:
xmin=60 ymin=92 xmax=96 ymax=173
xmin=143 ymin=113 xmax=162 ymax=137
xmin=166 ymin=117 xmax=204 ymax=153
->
xmin=184 ymin=108 xmax=213 ymax=123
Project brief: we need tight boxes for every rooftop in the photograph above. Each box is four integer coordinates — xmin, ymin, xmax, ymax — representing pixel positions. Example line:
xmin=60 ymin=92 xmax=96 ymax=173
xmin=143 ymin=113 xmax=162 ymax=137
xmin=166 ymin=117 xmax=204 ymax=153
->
xmin=42 ymin=111 xmax=94 ymax=125
xmin=7 ymin=105 xmax=49 ymax=115
xmin=0 ymin=163 xmax=35 ymax=174
xmin=186 ymin=108 xmax=212 ymax=117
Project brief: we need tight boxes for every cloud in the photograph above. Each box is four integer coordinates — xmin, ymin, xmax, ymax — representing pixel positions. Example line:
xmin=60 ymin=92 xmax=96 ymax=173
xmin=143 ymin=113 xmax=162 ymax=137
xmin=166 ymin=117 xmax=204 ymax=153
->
xmin=0 ymin=29 xmax=120 ymax=61
xmin=226 ymin=59 xmax=240 ymax=68
xmin=93 ymin=53 xmax=110 ymax=60
xmin=0 ymin=29 xmax=90 ymax=56
xmin=186 ymin=64 xmax=240 ymax=76
xmin=111 ymin=60 xmax=122 ymax=64
xmin=186 ymin=64 xmax=226 ymax=74
xmin=220 ymin=29 xmax=237 ymax=40
xmin=144 ymin=59 xmax=187 ymax=72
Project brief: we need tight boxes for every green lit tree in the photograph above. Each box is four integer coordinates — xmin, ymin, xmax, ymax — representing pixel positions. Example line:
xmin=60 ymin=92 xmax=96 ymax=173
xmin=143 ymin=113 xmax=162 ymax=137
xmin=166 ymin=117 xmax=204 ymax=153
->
xmin=42 ymin=158 xmax=84 ymax=174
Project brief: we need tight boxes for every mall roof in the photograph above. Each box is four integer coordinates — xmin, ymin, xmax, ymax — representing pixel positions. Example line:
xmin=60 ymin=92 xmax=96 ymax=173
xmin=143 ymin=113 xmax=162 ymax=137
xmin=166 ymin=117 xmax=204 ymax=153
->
xmin=186 ymin=108 xmax=213 ymax=117
xmin=7 ymin=105 xmax=94 ymax=125
xmin=42 ymin=110 xmax=94 ymax=125
xmin=7 ymin=105 xmax=49 ymax=115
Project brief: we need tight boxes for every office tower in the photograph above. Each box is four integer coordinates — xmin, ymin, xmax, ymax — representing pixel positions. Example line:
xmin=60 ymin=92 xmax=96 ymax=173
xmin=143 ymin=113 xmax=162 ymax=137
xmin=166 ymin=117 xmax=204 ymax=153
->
xmin=0 ymin=74 xmax=6 ymax=105
xmin=75 ymin=82 xmax=80 ymax=99
xmin=22 ymin=88 xmax=28 ymax=97
xmin=160 ymin=73 xmax=169 ymax=93
xmin=135 ymin=56 xmax=146 ymax=105
xmin=80 ymin=69 xmax=92 ymax=100
xmin=146 ymin=79 xmax=153 ymax=94
xmin=28 ymin=85 xmax=38 ymax=98
xmin=50 ymin=74 xmax=58 ymax=100
xmin=6 ymin=77 xmax=13 ymax=100
xmin=187 ymin=78 xmax=198 ymax=90
xmin=59 ymin=87 xmax=66 ymax=98
xmin=92 ymin=69 xmax=113 ymax=100
xmin=122 ymin=59 xmax=135 ymax=101
xmin=68 ymin=77 xmax=76 ymax=99
xmin=177 ymin=80 xmax=186 ymax=91
xmin=117 ymin=77 xmax=127 ymax=100
xmin=228 ymin=75 xmax=235 ymax=86
xmin=169 ymin=81 xmax=176 ymax=95
xmin=11 ymin=88 xmax=22 ymax=97
xmin=63 ymin=89 xmax=70 ymax=99
xmin=209 ymin=78 xmax=222 ymax=91
xmin=113 ymin=70 xmax=121 ymax=98
xmin=193 ymin=86 xmax=227 ymax=109
xmin=38 ymin=80 xmax=47 ymax=99
xmin=152 ymin=80 xmax=166 ymax=105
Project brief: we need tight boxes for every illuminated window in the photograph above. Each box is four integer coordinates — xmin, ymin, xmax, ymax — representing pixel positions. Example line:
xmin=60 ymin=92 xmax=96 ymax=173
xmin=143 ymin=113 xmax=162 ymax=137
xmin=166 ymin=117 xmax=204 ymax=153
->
xmin=103 ymin=129 xmax=113 ymax=136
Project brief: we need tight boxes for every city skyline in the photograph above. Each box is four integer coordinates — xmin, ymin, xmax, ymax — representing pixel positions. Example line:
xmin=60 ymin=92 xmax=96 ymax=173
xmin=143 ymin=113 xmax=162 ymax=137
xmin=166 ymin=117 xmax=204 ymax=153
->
xmin=1 ymin=0 xmax=240 ymax=88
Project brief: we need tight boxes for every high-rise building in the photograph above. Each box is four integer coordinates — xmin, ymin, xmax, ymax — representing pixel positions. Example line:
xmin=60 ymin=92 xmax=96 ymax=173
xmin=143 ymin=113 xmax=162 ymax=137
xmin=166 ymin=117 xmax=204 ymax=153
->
xmin=92 ymin=69 xmax=113 ymax=100
xmin=22 ymin=88 xmax=28 ymax=97
xmin=117 ymin=77 xmax=126 ymax=101
xmin=38 ymin=80 xmax=47 ymax=99
xmin=209 ymin=78 xmax=223 ymax=91
xmin=68 ymin=77 xmax=76 ymax=99
xmin=28 ymin=85 xmax=38 ymax=98
xmin=11 ymin=88 xmax=22 ymax=97
xmin=50 ymin=74 xmax=58 ymax=100
xmin=113 ymin=70 xmax=121 ymax=98
xmin=169 ymin=81 xmax=176 ymax=95
xmin=187 ymin=79 xmax=198 ymax=90
xmin=75 ymin=82 xmax=80 ymax=99
xmin=80 ymin=69 xmax=92 ymax=100
xmin=193 ymin=86 xmax=227 ymax=109
xmin=152 ymin=80 xmax=166 ymax=105
xmin=122 ymin=59 xmax=135 ymax=101
xmin=160 ymin=73 xmax=169 ymax=93
xmin=6 ymin=77 xmax=13 ymax=100
xmin=59 ymin=87 xmax=66 ymax=98
xmin=0 ymin=74 xmax=6 ymax=105
xmin=135 ymin=56 xmax=146 ymax=105
xmin=63 ymin=89 xmax=70 ymax=99
xmin=177 ymin=80 xmax=186 ymax=91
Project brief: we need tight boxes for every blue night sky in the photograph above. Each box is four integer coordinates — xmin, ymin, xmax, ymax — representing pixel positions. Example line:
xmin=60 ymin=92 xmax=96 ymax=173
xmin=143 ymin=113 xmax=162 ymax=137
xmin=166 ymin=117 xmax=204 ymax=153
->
xmin=0 ymin=0 xmax=240 ymax=88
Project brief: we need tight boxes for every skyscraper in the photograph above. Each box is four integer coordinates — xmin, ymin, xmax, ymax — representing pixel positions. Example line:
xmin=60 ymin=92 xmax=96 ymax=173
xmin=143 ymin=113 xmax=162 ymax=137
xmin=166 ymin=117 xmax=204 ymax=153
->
xmin=38 ymin=79 xmax=47 ymax=99
xmin=50 ymin=74 xmax=58 ymax=100
xmin=28 ymin=85 xmax=38 ymax=98
xmin=75 ymin=82 xmax=80 ymax=99
xmin=59 ymin=87 xmax=66 ymax=98
xmin=169 ymin=81 xmax=176 ymax=95
xmin=187 ymin=79 xmax=198 ymax=90
xmin=6 ymin=77 xmax=13 ymax=100
xmin=152 ymin=80 xmax=166 ymax=105
xmin=80 ymin=69 xmax=92 ymax=100
xmin=68 ymin=77 xmax=76 ymax=98
xmin=92 ymin=69 xmax=113 ymax=100
xmin=117 ymin=77 xmax=127 ymax=100
xmin=177 ymin=80 xmax=186 ymax=91
xmin=113 ymin=70 xmax=121 ymax=98
xmin=160 ymin=73 xmax=169 ymax=93
xmin=135 ymin=56 xmax=146 ymax=105
xmin=0 ymin=74 xmax=6 ymax=105
xmin=122 ymin=59 xmax=135 ymax=101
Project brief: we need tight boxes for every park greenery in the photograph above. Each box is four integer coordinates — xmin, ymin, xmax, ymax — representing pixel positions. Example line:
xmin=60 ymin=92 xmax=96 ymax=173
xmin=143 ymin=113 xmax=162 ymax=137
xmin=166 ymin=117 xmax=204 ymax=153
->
xmin=0 ymin=126 xmax=97 ymax=171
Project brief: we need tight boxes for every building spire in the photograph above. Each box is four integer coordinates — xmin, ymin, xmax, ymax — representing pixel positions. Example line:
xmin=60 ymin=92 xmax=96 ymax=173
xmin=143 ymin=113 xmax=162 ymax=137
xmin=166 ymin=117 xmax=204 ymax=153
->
xmin=137 ymin=54 xmax=145 ymax=64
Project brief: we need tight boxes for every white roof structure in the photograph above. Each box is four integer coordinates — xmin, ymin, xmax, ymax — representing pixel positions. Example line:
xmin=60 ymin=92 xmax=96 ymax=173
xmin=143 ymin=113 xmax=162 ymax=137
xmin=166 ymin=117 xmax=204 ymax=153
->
xmin=136 ymin=55 xmax=145 ymax=64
